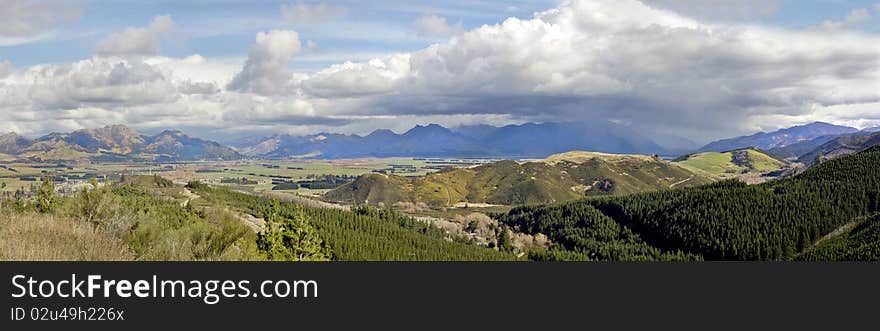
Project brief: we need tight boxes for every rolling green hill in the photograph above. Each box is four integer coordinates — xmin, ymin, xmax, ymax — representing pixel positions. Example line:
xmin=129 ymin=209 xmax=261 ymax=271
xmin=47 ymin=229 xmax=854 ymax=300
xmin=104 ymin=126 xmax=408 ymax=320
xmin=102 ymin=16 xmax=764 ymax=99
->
xmin=496 ymin=146 xmax=880 ymax=261
xmin=674 ymin=148 xmax=786 ymax=178
xmin=325 ymin=151 xmax=715 ymax=207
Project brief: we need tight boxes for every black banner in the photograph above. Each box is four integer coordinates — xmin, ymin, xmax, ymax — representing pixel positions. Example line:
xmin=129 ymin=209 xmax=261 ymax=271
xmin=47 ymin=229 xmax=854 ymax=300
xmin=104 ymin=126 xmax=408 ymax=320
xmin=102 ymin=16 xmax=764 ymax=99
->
xmin=1 ymin=263 xmax=877 ymax=329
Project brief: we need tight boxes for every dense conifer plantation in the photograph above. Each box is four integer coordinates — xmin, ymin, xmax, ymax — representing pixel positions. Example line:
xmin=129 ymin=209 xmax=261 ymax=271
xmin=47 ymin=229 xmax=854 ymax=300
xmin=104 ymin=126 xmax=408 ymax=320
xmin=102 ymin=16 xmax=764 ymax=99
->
xmin=797 ymin=215 xmax=880 ymax=261
xmin=498 ymin=146 xmax=880 ymax=261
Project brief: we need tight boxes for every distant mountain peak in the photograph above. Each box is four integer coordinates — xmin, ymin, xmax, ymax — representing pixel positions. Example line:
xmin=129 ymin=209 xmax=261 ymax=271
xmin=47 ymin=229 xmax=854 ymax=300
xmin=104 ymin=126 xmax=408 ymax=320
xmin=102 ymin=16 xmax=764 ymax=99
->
xmin=403 ymin=124 xmax=457 ymax=138
xmin=1 ymin=131 xmax=22 ymax=139
xmin=368 ymin=128 xmax=395 ymax=135
xmin=408 ymin=123 xmax=448 ymax=131
xmin=366 ymin=129 xmax=397 ymax=139
xmin=157 ymin=129 xmax=186 ymax=136
xmin=794 ymin=121 xmax=836 ymax=128
xmin=2 ymin=125 xmax=241 ymax=161
xmin=699 ymin=122 xmax=858 ymax=153
xmin=245 ymin=121 xmax=666 ymax=159
xmin=0 ymin=131 xmax=31 ymax=155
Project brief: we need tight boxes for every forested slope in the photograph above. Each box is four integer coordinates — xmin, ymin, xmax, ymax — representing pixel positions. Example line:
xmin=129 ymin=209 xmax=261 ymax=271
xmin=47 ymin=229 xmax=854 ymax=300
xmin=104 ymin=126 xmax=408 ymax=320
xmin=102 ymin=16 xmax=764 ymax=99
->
xmin=498 ymin=146 xmax=880 ymax=261
xmin=1 ymin=176 xmax=517 ymax=261
xmin=188 ymin=183 xmax=518 ymax=261
xmin=797 ymin=214 xmax=880 ymax=261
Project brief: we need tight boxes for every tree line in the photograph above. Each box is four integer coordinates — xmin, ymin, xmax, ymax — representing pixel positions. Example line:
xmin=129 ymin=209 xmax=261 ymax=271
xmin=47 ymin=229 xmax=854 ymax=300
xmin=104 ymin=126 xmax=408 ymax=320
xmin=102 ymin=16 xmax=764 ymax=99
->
xmin=497 ymin=146 xmax=880 ymax=261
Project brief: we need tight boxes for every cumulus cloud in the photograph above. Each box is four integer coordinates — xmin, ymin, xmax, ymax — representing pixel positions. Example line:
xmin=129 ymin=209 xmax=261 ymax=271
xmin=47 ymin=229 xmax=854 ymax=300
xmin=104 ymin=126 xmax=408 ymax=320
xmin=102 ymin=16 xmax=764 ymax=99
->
xmin=301 ymin=54 xmax=411 ymax=98
xmin=281 ymin=2 xmax=348 ymax=24
xmin=227 ymin=30 xmax=302 ymax=95
xmin=414 ymin=15 xmax=464 ymax=38
xmin=96 ymin=15 xmax=182 ymax=56
xmin=146 ymin=54 xmax=242 ymax=87
xmin=21 ymin=58 xmax=179 ymax=109
xmin=2 ymin=0 xmax=880 ymax=143
xmin=0 ymin=0 xmax=82 ymax=37
xmin=0 ymin=55 xmax=324 ymax=138
xmin=0 ymin=57 xmax=184 ymax=135
xmin=304 ymin=0 xmax=880 ymax=139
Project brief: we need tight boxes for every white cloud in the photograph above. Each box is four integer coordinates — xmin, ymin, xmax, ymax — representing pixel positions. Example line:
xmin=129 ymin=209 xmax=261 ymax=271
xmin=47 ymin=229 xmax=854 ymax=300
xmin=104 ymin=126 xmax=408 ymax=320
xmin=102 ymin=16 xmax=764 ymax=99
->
xmin=177 ymin=80 xmax=220 ymax=95
xmin=414 ymin=15 xmax=465 ymax=38
xmin=818 ymin=8 xmax=872 ymax=31
xmin=301 ymin=54 xmax=411 ymax=98
xmin=146 ymin=54 xmax=243 ymax=87
xmin=227 ymin=30 xmax=303 ymax=95
xmin=0 ymin=57 xmax=183 ymax=135
xmin=22 ymin=58 xmax=179 ymax=109
xmin=0 ymin=60 xmax=12 ymax=78
xmin=642 ymin=0 xmax=780 ymax=21
xmin=306 ymin=0 xmax=880 ymax=139
xmin=0 ymin=54 xmax=325 ymax=138
xmin=280 ymin=2 xmax=348 ymax=24
xmin=0 ymin=0 xmax=82 ymax=37
xmin=96 ymin=15 xmax=182 ymax=56
xmin=0 ymin=31 xmax=56 ymax=46
xmin=2 ymin=0 xmax=879 ymax=142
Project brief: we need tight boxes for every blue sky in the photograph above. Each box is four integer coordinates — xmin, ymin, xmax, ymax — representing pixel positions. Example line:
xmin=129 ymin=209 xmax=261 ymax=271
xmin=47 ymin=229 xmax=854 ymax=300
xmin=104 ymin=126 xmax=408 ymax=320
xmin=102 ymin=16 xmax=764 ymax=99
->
xmin=4 ymin=0 xmax=878 ymax=67
xmin=3 ymin=0 xmax=559 ymax=66
xmin=0 ymin=0 xmax=878 ymax=145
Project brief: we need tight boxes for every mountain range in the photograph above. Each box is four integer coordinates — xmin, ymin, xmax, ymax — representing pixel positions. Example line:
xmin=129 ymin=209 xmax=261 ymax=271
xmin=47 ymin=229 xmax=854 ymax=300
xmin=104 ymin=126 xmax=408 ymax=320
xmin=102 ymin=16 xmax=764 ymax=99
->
xmin=5 ymin=121 xmax=880 ymax=164
xmin=245 ymin=120 xmax=880 ymax=161
xmin=242 ymin=122 xmax=666 ymax=159
xmin=791 ymin=131 xmax=880 ymax=166
xmin=697 ymin=122 xmax=859 ymax=153
xmin=0 ymin=125 xmax=241 ymax=162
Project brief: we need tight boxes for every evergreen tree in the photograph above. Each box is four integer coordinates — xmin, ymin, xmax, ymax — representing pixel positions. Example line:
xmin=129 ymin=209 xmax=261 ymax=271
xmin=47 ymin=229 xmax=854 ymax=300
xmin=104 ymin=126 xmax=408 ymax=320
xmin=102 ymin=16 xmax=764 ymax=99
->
xmin=35 ymin=178 xmax=56 ymax=213
xmin=257 ymin=200 xmax=332 ymax=261
xmin=497 ymin=226 xmax=513 ymax=253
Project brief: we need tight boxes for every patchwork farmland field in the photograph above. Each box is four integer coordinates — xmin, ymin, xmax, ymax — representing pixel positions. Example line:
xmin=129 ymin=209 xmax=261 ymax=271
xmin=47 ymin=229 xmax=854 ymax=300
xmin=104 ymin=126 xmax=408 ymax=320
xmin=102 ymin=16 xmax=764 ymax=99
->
xmin=0 ymin=158 xmax=491 ymax=197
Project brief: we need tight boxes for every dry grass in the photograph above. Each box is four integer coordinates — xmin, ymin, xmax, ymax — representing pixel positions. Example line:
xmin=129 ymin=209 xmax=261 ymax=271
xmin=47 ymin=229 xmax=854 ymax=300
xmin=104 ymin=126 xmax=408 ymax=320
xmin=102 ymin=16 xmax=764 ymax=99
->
xmin=0 ymin=213 xmax=133 ymax=261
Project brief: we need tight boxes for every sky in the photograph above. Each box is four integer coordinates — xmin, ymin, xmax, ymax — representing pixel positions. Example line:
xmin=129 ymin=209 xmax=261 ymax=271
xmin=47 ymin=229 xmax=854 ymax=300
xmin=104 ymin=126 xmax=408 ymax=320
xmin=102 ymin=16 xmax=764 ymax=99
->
xmin=0 ymin=0 xmax=878 ymax=146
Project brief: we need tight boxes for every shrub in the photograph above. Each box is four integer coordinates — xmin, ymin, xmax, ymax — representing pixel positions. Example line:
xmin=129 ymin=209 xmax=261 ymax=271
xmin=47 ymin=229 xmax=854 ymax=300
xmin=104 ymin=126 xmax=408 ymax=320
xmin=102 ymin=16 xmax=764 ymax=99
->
xmin=257 ymin=200 xmax=331 ymax=261
xmin=35 ymin=179 xmax=57 ymax=213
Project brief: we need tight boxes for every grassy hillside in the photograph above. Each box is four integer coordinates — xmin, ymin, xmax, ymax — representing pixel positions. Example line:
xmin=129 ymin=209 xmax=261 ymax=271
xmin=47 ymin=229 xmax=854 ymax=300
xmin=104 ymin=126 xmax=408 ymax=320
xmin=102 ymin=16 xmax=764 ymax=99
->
xmin=325 ymin=151 xmax=714 ymax=207
xmin=0 ymin=175 xmax=516 ymax=261
xmin=0 ymin=213 xmax=133 ymax=261
xmin=19 ymin=143 xmax=93 ymax=161
xmin=496 ymin=146 xmax=880 ymax=261
xmin=674 ymin=148 xmax=786 ymax=178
